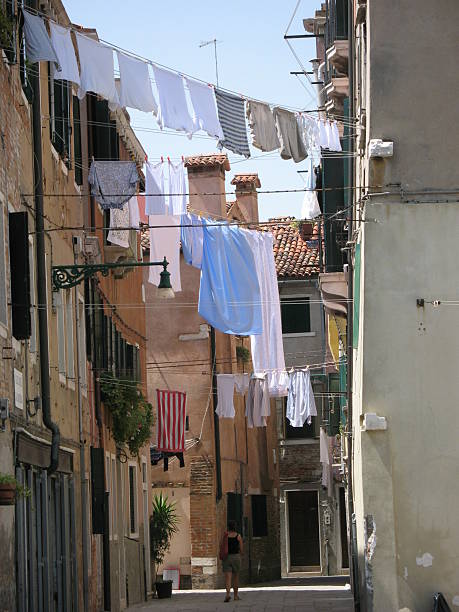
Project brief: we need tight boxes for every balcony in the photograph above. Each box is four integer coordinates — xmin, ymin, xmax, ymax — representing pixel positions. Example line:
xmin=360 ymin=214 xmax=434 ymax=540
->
xmin=326 ymin=39 xmax=349 ymax=74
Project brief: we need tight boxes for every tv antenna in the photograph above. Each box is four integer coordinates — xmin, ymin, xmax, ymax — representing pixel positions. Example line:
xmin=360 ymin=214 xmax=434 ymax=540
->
xmin=199 ymin=38 xmax=221 ymax=87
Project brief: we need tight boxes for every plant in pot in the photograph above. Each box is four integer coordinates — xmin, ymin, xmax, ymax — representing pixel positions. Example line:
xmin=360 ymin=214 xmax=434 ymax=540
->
xmin=150 ymin=493 xmax=179 ymax=599
xmin=0 ymin=473 xmax=30 ymax=505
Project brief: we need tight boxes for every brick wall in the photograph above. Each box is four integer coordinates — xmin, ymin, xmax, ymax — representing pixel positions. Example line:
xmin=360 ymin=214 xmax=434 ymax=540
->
xmin=279 ymin=442 xmax=322 ymax=483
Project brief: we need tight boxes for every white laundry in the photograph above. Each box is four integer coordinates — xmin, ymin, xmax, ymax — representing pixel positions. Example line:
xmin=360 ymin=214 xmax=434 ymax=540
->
xmin=328 ymin=121 xmax=342 ymax=152
xmin=286 ymin=369 xmax=317 ymax=427
xmin=149 ymin=215 xmax=181 ymax=292
xmin=185 ymin=78 xmax=223 ymax=140
xmin=246 ymin=374 xmax=270 ymax=428
xmin=76 ymin=33 xmax=119 ymax=108
xmin=300 ymin=157 xmax=321 ymax=219
xmin=247 ymin=231 xmax=288 ymax=397
xmin=216 ymin=374 xmax=236 ymax=418
xmin=129 ymin=195 xmax=140 ymax=229
xmin=234 ymin=373 xmax=250 ymax=395
xmin=22 ymin=9 xmax=59 ymax=68
xmin=145 ymin=162 xmax=166 ymax=215
xmin=297 ymin=114 xmax=321 ymax=162
xmin=49 ymin=22 xmax=80 ymax=85
xmin=107 ymin=203 xmax=129 ymax=248
xmin=318 ymin=118 xmax=329 ymax=149
xmin=117 ymin=52 xmax=158 ymax=114
xmin=168 ymin=161 xmax=187 ymax=216
xmin=152 ymin=65 xmax=194 ymax=135
xmin=320 ymin=427 xmax=330 ymax=488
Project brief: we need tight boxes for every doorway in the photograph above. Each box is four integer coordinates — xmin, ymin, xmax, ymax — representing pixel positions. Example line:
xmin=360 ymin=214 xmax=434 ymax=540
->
xmin=288 ymin=490 xmax=320 ymax=572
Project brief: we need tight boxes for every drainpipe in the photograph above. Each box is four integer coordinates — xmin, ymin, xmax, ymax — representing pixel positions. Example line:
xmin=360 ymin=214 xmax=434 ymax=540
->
xmin=31 ymin=4 xmax=60 ymax=474
xmin=346 ymin=0 xmax=360 ymax=608
xmin=210 ymin=327 xmax=222 ymax=500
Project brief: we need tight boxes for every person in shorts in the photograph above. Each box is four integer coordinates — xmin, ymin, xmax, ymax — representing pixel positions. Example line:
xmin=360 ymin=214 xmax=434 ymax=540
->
xmin=221 ymin=520 xmax=243 ymax=602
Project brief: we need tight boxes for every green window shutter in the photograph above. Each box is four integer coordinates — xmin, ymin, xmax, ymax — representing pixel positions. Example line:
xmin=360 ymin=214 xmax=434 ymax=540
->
xmin=281 ymin=297 xmax=311 ymax=334
xmin=72 ymin=96 xmax=83 ymax=185
xmin=353 ymin=244 xmax=361 ymax=348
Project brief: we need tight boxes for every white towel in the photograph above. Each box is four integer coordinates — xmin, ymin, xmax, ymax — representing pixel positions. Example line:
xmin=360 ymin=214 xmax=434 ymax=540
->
xmin=145 ymin=162 xmax=166 ymax=215
xmin=76 ymin=33 xmax=119 ymax=108
xmin=328 ymin=121 xmax=342 ymax=152
xmin=185 ymin=78 xmax=223 ymax=139
xmin=49 ymin=22 xmax=80 ymax=85
xmin=168 ymin=161 xmax=187 ymax=216
xmin=152 ymin=65 xmax=194 ymax=135
xmin=107 ymin=204 xmax=129 ymax=248
xmin=117 ymin=52 xmax=158 ymax=114
xmin=149 ymin=215 xmax=181 ymax=292
xmin=216 ymin=375 xmax=236 ymax=418
xmin=129 ymin=196 xmax=140 ymax=229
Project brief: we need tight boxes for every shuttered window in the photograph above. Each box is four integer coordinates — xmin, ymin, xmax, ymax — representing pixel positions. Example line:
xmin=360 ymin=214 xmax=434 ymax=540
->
xmin=251 ymin=495 xmax=268 ymax=537
xmin=49 ymin=69 xmax=71 ymax=161
xmin=73 ymin=96 xmax=83 ymax=185
xmin=55 ymin=290 xmax=66 ymax=376
xmin=9 ymin=212 xmax=31 ymax=339
xmin=77 ymin=296 xmax=87 ymax=392
xmin=281 ymin=297 xmax=311 ymax=334
xmin=65 ymin=289 xmax=75 ymax=380
xmin=128 ymin=464 xmax=138 ymax=536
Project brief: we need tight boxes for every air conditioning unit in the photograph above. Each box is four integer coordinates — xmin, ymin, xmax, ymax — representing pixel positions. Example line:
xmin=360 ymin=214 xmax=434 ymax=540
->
xmin=83 ymin=235 xmax=102 ymax=264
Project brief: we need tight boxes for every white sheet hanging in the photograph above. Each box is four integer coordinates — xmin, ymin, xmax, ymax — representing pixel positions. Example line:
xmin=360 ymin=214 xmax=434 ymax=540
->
xmin=129 ymin=195 xmax=140 ymax=229
xmin=152 ymin=65 xmax=194 ymax=135
xmin=168 ymin=161 xmax=187 ymax=216
xmin=185 ymin=78 xmax=223 ymax=140
xmin=117 ymin=52 xmax=158 ymax=113
xmin=328 ymin=121 xmax=342 ymax=152
xmin=49 ymin=22 xmax=80 ymax=85
xmin=247 ymin=230 xmax=288 ymax=397
xmin=286 ymin=369 xmax=317 ymax=427
xmin=145 ymin=162 xmax=166 ymax=215
xmin=149 ymin=215 xmax=181 ymax=292
xmin=216 ymin=374 xmax=236 ymax=418
xmin=76 ymin=33 xmax=119 ymax=108
xmin=300 ymin=157 xmax=321 ymax=219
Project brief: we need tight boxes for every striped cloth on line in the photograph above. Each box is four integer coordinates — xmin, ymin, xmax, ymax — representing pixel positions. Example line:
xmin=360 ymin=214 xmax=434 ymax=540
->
xmin=215 ymin=89 xmax=251 ymax=158
xmin=156 ymin=389 xmax=187 ymax=453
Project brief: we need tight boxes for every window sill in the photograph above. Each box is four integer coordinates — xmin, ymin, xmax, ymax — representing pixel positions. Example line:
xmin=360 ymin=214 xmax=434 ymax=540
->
xmin=282 ymin=332 xmax=316 ymax=338
xmin=279 ymin=438 xmax=318 ymax=446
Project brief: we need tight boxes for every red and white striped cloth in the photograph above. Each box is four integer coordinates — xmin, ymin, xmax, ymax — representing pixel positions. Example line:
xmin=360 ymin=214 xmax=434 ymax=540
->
xmin=156 ymin=389 xmax=187 ymax=453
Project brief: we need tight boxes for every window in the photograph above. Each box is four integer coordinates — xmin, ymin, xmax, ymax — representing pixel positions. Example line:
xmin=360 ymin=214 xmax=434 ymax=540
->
xmin=251 ymin=495 xmax=268 ymax=537
xmin=111 ymin=456 xmax=117 ymax=539
xmin=55 ymin=290 xmax=66 ymax=377
xmin=9 ymin=211 xmax=31 ymax=340
xmin=72 ymin=96 xmax=83 ymax=185
xmin=77 ymin=295 xmax=87 ymax=393
xmin=283 ymin=395 xmax=316 ymax=440
xmin=281 ymin=296 xmax=311 ymax=335
xmin=49 ymin=68 xmax=71 ymax=162
xmin=227 ymin=492 xmax=242 ymax=534
xmin=65 ymin=290 xmax=75 ymax=381
xmin=0 ymin=201 xmax=7 ymax=327
xmin=128 ymin=464 xmax=138 ymax=536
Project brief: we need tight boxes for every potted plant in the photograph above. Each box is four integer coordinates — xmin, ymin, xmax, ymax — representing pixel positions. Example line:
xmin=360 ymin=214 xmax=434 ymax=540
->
xmin=150 ymin=493 xmax=179 ymax=599
xmin=0 ymin=473 xmax=30 ymax=505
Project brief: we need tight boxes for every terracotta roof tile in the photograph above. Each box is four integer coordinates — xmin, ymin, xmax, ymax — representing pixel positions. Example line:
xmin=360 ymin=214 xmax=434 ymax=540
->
xmin=231 ymin=174 xmax=261 ymax=188
xmin=269 ymin=217 xmax=320 ymax=278
xmin=185 ymin=154 xmax=230 ymax=171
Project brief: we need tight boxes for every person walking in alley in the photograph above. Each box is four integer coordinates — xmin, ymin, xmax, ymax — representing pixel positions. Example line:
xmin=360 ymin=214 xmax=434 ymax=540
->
xmin=220 ymin=520 xmax=243 ymax=602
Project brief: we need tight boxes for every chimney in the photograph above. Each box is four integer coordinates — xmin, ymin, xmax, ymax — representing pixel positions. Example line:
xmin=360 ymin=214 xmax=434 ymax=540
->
xmin=185 ymin=154 xmax=230 ymax=218
xmin=230 ymin=174 xmax=261 ymax=223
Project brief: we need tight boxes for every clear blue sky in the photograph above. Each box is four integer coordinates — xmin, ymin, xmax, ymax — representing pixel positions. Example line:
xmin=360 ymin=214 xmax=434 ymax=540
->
xmin=65 ymin=0 xmax=320 ymax=220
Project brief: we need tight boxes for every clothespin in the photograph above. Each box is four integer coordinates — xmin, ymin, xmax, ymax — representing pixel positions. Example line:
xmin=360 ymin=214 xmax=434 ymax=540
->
xmin=167 ymin=156 xmax=171 ymax=163
xmin=145 ymin=153 xmax=148 ymax=162
xmin=181 ymin=155 xmax=184 ymax=163
xmin=161 ymin=156 xmax=164 ymax=163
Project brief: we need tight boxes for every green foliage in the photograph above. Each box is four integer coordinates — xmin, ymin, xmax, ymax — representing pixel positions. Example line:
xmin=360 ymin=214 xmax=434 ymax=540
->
xmin=0 ymin=473 xmax=31 ymax=498
xmin=236 ymin=345 xmax=250 ymax=363
xmin=100 ymin=373 xmax=154 ymax=457
xmin=0 ymin=7 xmax=15 ymax=52
xmin=150 ymin=493 xmax=180 ymax=569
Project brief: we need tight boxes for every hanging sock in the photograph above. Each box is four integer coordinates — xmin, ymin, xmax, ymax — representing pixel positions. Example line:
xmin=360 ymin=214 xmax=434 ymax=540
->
xmin=76 ymin=33 xmax=119 ymax=108
xmin=247 ymin=231 xmax=288 ymax=397
xmin=117 ymin=52 xmax=158 ymax=113
xmin=168 ymin=160 xmax=188 ymax=216
xmin=49 ymin=22 xmax=79 ymax=85
xmin=246 ymin=100 xmax=280 ymax=153
xmin=88 ymin=161 xmax=139 ymax=210
xmin=286 ymin=369 xmax=317 ymax=428
xmin=152 ymin=65 xmax=194 ymax=135
xmin=180 ymin=213 xmax=203 ymax=269
xmin=149 ymin=215 xmax=181 ymax=292
xmin=145 ymin=161 xmax=166 ymax=215
xmin=107 ymin=202 xmax=129 ymax=248
xmin=156 ymin=389 xmax=187 ymax=453
xmin=246 ymin=374 xmax=270 ymax=428
xmin=22 ymin=9 xmax=59 ymax=68
xmin=216 ymin=374 xmax=236 ymax=419
xmin=185 ymin=78 xmax=224 ymax=140
xmin=198 ymin=223 xmax=262 ymax=335
xmin=214 ymin=89 xmax=251 ymax=158
xmin=272 ymin=107 xmax=307 ymax=162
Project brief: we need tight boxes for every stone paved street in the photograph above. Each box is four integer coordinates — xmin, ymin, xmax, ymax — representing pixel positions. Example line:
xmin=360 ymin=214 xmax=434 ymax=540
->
xmin=128 ymin=581 xmax=354 ymax=612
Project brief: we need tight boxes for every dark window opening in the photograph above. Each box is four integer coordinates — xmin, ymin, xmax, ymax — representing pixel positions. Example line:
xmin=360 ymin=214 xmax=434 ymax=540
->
xmin=281 ymin=297 xmax=311 ymax=334
xmin=251 ymin=495 xmax=268 ymax=537
xmin=227 ymin=492 xmax=242 ymax=534
xmin=72 ymin=96 xmax=82 ymax=184
xmin=9 ymin=212 xmax=31 ymax=340
xmin=49 ymin=70 xmax=71 ymax=163
xmin=128 ymin=465 xmax=136 ymax=534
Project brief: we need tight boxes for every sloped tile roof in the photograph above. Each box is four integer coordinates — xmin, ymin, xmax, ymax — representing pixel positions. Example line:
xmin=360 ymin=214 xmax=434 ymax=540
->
xmin=230 ymin=174 xmax=261 ymax=188
xmin=270 ymin=217 xmax=320 ymax=278
xmin=185 ymin=154 xmax=230 ymax=171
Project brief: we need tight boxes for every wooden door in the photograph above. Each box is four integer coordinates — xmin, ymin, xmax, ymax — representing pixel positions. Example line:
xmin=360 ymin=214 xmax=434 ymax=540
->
xmin=288 ymin=490 xmax=320 ymax=571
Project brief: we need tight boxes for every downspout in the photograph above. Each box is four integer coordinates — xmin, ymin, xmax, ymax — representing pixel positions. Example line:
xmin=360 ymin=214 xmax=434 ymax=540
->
xmin=31 ymin=5 xmax=60 ymax=474
xmin=210 ymin=327 xmax=222 ymax=500
xmin=346 ymin=0 xmax=360 ymax=608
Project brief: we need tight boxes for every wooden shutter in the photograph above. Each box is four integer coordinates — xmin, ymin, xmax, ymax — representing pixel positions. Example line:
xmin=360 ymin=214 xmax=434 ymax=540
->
xmin=90 ymin=447 xmax=105 ymax=534
xmin=9 ymin=212 xmax=31 ymax=339
xmin=72 ymin=96 xmax=83 ymax=185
